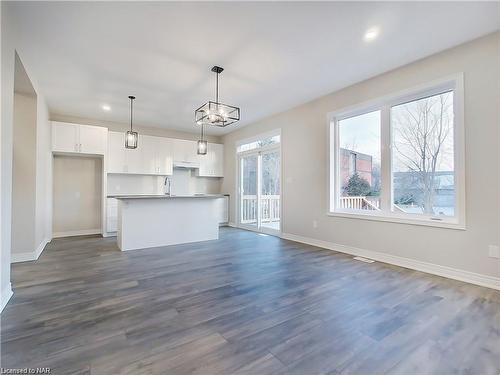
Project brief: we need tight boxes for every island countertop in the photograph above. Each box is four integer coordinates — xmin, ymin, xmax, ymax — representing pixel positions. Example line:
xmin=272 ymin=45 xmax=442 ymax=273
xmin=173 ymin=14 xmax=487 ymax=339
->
xmin=108 ymin=194 xmax=227 ymax=200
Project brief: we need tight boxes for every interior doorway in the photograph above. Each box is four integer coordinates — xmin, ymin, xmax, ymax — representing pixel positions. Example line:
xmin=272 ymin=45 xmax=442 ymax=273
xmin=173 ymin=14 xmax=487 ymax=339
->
xmin=52 ymin=155 xmax=102 ymax=238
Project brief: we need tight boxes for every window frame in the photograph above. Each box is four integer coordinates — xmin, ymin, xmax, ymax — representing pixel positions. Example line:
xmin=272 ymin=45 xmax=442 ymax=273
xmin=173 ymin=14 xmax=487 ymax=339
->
xmin=327 ymin=74 xmax=465 ymax=230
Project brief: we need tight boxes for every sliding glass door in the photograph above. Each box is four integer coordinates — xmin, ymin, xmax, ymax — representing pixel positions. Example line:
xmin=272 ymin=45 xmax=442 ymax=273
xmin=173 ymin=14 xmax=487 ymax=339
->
xmin=238 ymin=136 xmax=281 ymax=235
xmin=240 ymin=154 xmax=258 ymax=229
xmin=260 ymin=148 xmax=280 ymax=232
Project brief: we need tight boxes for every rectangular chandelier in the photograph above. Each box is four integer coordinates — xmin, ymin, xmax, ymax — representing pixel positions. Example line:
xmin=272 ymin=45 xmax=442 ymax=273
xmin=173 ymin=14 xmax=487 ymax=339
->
xmin=195 ymin=101 xmax=240 ymax=127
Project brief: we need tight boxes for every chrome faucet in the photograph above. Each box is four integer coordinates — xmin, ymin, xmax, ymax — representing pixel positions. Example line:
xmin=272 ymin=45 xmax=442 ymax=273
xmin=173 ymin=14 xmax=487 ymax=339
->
xmin=164 ymin=176 xmax=172 ymax=196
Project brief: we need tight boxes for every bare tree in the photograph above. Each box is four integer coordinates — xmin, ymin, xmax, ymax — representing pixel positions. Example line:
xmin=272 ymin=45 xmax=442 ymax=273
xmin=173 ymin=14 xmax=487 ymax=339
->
xmin=392 ymin=92 xmax=453 ymax=214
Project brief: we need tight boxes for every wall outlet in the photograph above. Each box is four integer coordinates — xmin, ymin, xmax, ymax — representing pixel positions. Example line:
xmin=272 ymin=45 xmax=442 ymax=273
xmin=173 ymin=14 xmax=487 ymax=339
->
xmin=313 ymin=220 xmax=318 ymax=229
xmin=488 ymin=245 xmax=500 ymax=259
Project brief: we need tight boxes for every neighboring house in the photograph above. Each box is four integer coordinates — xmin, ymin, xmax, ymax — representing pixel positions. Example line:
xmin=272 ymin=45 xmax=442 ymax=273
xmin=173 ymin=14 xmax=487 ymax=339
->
xmin=393 ymin=171 xmax=455 ymax=214
xmin=339 ymin=148 xmax=373 ymax=187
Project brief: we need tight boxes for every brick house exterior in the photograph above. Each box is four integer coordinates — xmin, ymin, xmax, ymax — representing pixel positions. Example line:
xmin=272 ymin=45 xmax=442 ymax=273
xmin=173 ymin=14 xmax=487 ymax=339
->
xmin=340 ymin=148 xmax=373 ymax=188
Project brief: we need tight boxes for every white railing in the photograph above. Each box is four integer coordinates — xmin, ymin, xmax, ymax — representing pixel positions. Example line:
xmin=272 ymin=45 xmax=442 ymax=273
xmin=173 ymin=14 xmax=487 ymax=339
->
xmin=340 ymin=196 xmax=408 ymax=213
xmin=241 ymin=195 xmax=280 ymax=224
xmin=340 ymin=196 xmax=380 ymax=210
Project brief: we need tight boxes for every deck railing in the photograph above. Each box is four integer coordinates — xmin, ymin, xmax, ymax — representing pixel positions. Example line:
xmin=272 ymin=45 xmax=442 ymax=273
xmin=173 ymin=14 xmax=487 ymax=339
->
xmin=340 ymin=196 xmax=380 ymax=210
xmin=339 ymin=196 xmax=407 ymax=213
xmin=241 ymin=195 xmax=280 ymax=224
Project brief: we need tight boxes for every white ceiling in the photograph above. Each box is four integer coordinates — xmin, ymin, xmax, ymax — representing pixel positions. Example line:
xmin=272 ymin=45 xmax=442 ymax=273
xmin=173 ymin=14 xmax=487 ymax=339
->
xmin=8 ymin=2 xmax=500 ymax=135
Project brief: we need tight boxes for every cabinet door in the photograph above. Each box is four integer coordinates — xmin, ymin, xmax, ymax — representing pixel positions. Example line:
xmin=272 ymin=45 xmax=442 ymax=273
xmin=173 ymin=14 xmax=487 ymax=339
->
xmin=108 ymin=132 xmax=126 ymax=173
xmin=173 ymin=139 xmax=188 ymax=162
xmin=52 ymin=122 xmax=79 ymax=153
xmin=79 ymin=125 xmax=107 ymax=155
xmin=140 ymin=135 xmax=158 ymax=174
xmin=125 ymin=146 xmax=142 ymax=174
xmin=173 ymin=139 xmax=198 ymax=163
xmin=212 ymin=143 xmax=224 ymax=177
xmin=156 ymin=137 xmax=173 ymax=175
xmin=197 ymin=147 xmax=213 ymax=176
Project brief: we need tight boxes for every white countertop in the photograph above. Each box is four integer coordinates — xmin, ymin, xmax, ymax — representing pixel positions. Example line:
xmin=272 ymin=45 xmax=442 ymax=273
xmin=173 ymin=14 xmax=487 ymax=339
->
xmin=108 ymin=194 xmax=227 ymax=200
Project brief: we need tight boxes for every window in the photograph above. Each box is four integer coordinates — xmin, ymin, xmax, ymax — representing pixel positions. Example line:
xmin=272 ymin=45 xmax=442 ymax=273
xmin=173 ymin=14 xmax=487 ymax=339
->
xmin=329 ymin=76 xmax=464 ymax=229
xmin=338 ymin=110 xmax=381 ymax=211
xmin=237 ymin=134 xmax=280 ymax=153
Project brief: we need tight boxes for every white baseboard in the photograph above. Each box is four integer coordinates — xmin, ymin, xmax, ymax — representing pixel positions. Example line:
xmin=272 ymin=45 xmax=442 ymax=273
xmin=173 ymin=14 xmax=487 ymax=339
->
xmin=52 ymin=229 xmax=101 ymax=238
xmin=281 ymin=232 xmax=500 ymax=291
xmin=11 ymin=237 xmax=50 ymax=264
xmin=228 ymin=222 xmax=237 ymax=228
xmin=1 ymin=283 xmax=13 ymax=313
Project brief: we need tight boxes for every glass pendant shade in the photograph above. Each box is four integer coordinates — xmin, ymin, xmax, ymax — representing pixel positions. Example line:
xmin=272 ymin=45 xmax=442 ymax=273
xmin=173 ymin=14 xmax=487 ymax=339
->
xmin=125 ymin=130 xmax=138 ymax=149
xmin=125 ymin=95 xmax=138 ymax=149
xmin=197 ymin=140 xmax=208 ymax=155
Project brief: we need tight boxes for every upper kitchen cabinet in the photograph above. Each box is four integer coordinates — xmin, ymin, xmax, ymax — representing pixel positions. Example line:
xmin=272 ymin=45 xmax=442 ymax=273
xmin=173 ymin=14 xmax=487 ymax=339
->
xmin=212 ymin=143 xmax=224 ymax=177
xmin=156 ymin=137 xmax=174 ymax=175
xmin=107 ymin=131 xmax=126 ymax=173
xmin=198 ymin=143 xmax=224 ymax=177
xmin=52 ymin=122 xmax=107 ymax=155
xmin=173 ymin=139 xmax=199 ymax=164
xmin=107 ymin=131 xmax=173 ymax=175
xmin=140 ymin=135 xmax=173 ymax=175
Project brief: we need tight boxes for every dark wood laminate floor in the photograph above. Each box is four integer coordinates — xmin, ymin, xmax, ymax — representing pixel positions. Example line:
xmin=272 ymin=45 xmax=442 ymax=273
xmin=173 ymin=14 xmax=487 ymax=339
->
xmin=1 ymin=227 xmax=500 ymax=374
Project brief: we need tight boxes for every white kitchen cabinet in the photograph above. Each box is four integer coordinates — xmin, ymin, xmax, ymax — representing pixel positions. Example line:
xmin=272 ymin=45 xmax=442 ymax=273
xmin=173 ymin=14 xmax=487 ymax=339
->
xmin=212 ymin=143 xmax=224 ymax=177
xmin=141 ymin=135 xmax=158 ymax=174
xmin=198 ymin=143 xmax=224 ymax=177
xmin=79 ymin=125 xmax=108 ymax=154
xmin=124 ymin=147 xmax=143 ymax=174
xmin=52 ymin=122 xmax=107 ymax=155
xmin=156 ymin=137 xmax=174 ymax=175
xmin=173 ymin=139 xmax=198 ymax=164
xmin=107 ymin=131 xmax=173 ymax=175
xmin=107 ymin=132 xmax=126 ymax=173
xmin=52 ymin=122 xmax=79 ymax=153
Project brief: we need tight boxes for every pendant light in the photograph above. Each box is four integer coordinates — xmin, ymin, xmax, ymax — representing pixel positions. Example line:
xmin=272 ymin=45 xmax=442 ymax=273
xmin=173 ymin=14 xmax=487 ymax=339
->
xmin=197 ymin=123 xmax=208 ymax=155
xmin=125 ymin=95 xmax=138 ymax=149
xmin=195 ymin=66 xmax=240 ymax=127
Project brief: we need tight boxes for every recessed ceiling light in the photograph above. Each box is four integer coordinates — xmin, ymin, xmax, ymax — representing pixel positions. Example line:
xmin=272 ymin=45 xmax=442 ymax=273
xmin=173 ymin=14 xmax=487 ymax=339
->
xmin=364 ymin=27 xmax=379 ymax=42
xmin=101 ymin=104 xmax=111 ymax=112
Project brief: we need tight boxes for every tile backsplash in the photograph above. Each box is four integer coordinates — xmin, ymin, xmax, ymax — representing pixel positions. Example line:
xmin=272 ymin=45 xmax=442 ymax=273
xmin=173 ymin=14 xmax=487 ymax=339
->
xmin=107 ymin=169 xmax=221 ymax=196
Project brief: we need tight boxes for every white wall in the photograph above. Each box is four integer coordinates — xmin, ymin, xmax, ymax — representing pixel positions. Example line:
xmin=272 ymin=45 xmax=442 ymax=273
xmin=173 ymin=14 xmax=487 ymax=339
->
xmin=1 ymin=2 xmax=17 ymax=310
xmin=11 ymin=93 xmax=37 ymax=255
xmin=1 ymin=2 xmax=52 ymax=310
xmin=222 ymin=32 xmax=500 ymax=280
xmin=52 ymin=155 xmax=102 ymax=236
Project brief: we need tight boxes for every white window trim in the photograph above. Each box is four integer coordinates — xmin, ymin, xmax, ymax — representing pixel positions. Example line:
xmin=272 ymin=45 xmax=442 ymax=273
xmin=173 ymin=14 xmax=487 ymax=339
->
xmin=327 ymin=74 xmax=466 ymax=230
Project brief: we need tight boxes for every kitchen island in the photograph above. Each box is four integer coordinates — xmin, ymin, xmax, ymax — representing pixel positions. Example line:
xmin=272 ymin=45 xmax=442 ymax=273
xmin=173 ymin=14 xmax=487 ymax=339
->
xmin=110 ymin=194 xmax=223 ymax=251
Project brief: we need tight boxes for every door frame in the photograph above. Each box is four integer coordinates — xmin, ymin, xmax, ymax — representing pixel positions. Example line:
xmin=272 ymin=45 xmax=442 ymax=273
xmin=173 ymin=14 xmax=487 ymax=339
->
xmin=236 ymin=141 xmax=281 ymax=236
